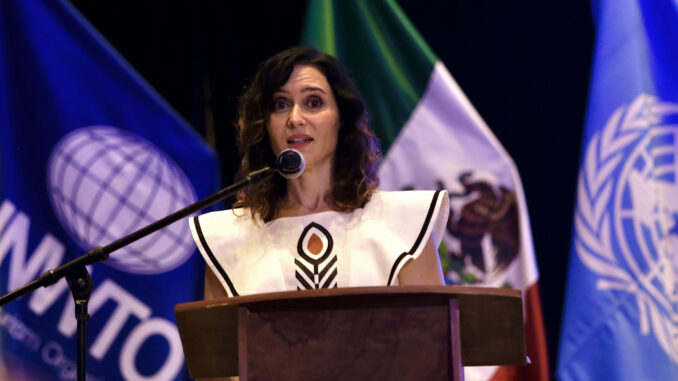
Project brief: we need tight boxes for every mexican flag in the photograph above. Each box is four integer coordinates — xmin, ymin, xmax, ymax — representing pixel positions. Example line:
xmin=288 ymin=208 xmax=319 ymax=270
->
xmin=302 ymin=1 xmax=549 ymax=380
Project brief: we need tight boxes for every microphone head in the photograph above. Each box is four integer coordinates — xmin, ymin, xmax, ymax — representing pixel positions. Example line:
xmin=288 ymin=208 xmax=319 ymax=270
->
xmin=275 ymin=149 xmax=306 ymax=179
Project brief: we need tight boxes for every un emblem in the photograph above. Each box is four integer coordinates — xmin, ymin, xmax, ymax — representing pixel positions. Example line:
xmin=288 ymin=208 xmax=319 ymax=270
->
xmin=575 ymin=93 xmax=678 ymax=362
xmin=46 ymin=126 xmax=198 ymax=275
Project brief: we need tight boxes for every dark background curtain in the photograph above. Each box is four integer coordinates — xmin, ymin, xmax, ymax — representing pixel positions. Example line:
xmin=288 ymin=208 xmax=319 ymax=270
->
xmin=69 ymin=0 xmax=594 ymax=375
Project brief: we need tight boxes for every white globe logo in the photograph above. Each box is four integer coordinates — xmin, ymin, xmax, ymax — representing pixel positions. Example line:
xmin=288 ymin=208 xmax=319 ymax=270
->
xmin=47 ymin=126 xmax=198 ymax=274
xmin=575 ymin=94 xmax=678 ymax=363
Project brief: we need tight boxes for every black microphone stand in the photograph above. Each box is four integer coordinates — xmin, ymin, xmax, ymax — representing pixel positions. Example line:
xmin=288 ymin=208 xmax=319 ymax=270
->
xmin=0 ymin=166 xmax=277 ymax=381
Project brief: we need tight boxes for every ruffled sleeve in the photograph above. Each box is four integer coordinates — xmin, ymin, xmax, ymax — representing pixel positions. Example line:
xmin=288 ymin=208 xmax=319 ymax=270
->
xmin=353 ymin=190 xmax=449 ymax=285
xmin=189 ymin=209 xmax=272 ymax=297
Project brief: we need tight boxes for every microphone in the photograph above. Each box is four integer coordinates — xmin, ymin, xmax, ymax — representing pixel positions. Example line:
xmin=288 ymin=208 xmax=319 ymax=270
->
xmin=275 ymin=149 xmax=306 ymax=179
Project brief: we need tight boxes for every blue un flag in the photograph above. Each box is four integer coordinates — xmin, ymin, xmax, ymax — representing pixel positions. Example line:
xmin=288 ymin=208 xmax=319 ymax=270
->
xmin=558 ymin=0 xmax=678 ymax=380
xmin=0 ymin=0 xmax=217 ymax=379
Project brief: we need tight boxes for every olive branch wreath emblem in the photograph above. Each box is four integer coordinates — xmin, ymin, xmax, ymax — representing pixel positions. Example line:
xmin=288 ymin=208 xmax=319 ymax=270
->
xmin=574 ymin=93 xmax=678 ymax=362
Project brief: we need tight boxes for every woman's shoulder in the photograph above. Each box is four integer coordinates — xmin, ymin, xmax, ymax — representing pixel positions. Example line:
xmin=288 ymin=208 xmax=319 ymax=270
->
xmin=363 ymin=189 xmax=449 ymax=239
xmin=368 ymin=190 xmax=449 ymax=209
xmin=189 ymin=207 xmax=260 ymax=241
xmin=195 ymin=207 xmax=251 ymax=224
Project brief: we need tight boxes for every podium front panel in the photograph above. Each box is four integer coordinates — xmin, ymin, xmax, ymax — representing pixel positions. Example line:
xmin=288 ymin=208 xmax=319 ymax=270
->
xmin=239 ymin=301 xmax=458 ymax=380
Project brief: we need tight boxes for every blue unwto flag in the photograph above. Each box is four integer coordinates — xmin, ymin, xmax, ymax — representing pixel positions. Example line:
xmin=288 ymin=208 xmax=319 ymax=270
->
xmin=558 ymin=1 xmax=678 ymax=380
xmin=0 ymin=1 xmax=217 ymax=380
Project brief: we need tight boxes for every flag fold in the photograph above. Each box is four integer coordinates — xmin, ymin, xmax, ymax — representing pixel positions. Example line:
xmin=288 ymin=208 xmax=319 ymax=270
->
xmin=558 ymin=1 xmax=678 ymax=380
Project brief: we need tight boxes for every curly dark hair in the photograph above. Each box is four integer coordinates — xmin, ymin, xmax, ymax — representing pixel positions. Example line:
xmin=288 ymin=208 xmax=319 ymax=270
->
xmin=234 ymin=46 xmax=380 ymax=221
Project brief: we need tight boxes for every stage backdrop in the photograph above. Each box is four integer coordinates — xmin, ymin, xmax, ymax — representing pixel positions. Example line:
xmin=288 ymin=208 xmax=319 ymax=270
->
xmin=0 ymin=1 xmax=217 ymax=380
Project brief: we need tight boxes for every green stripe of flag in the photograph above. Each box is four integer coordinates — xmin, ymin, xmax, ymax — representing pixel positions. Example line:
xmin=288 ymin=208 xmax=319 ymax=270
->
xmin=302 ymin=0 xmax=437 ymax=153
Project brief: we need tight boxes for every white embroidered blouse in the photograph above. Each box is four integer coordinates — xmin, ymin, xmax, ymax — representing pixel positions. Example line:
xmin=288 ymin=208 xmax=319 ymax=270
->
xmin=189 ymin=190 xmax=449 ymax=297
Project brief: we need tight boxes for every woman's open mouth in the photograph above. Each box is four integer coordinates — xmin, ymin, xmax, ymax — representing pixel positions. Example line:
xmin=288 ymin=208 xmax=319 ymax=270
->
xmin=287 ymin=135 xmax=313 ymax=149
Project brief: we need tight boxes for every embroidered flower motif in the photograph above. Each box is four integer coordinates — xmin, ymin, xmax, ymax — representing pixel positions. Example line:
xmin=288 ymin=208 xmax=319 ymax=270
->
xmin=295 ymin=222 xmax=338 ymax=289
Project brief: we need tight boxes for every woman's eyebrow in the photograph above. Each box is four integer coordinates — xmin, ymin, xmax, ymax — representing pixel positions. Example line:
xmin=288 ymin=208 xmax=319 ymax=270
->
xmin=300 ymin=86 xmax=326 ymax=93
xmin=274 ymin=86 xmax=326 ymax=96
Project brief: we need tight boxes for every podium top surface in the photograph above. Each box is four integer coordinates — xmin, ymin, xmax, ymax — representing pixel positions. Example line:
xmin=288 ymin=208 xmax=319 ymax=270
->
xmin=176 ymin=285 xmax=519 ymax=312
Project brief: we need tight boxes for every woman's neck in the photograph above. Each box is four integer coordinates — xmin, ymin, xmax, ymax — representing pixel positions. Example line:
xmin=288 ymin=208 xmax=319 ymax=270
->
xmin=277 ymin=163 xmax=333 ymax=218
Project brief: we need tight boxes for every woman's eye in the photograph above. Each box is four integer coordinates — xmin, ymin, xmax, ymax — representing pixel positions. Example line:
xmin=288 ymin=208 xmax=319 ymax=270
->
xmin=307 ymin=97 xmax=323 ymax=108
xmin=273 ymin=99 xmax=290 ymax=111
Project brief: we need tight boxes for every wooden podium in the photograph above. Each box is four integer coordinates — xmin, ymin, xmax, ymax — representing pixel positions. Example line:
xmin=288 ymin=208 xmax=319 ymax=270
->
xmin=174 ymin=286 xmax=526 ymax=380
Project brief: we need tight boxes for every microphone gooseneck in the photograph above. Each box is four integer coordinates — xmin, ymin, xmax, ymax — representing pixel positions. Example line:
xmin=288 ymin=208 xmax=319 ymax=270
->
xmin=275 ymin=149 xmax=306 ymax=179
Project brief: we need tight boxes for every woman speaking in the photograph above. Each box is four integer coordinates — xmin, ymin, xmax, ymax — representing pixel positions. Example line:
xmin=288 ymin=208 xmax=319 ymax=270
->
xmin=189 ymin=47 xmax=449 ymax=299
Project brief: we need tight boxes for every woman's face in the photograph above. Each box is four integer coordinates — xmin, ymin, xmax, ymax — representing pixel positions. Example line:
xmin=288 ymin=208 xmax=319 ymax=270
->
xmin=267 ymin=65 xmax=340 ymax=174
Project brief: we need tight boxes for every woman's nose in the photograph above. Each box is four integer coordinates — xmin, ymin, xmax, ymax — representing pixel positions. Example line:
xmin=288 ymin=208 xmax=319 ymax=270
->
xmin=287 ymin=104 xmax=305 ymax=128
